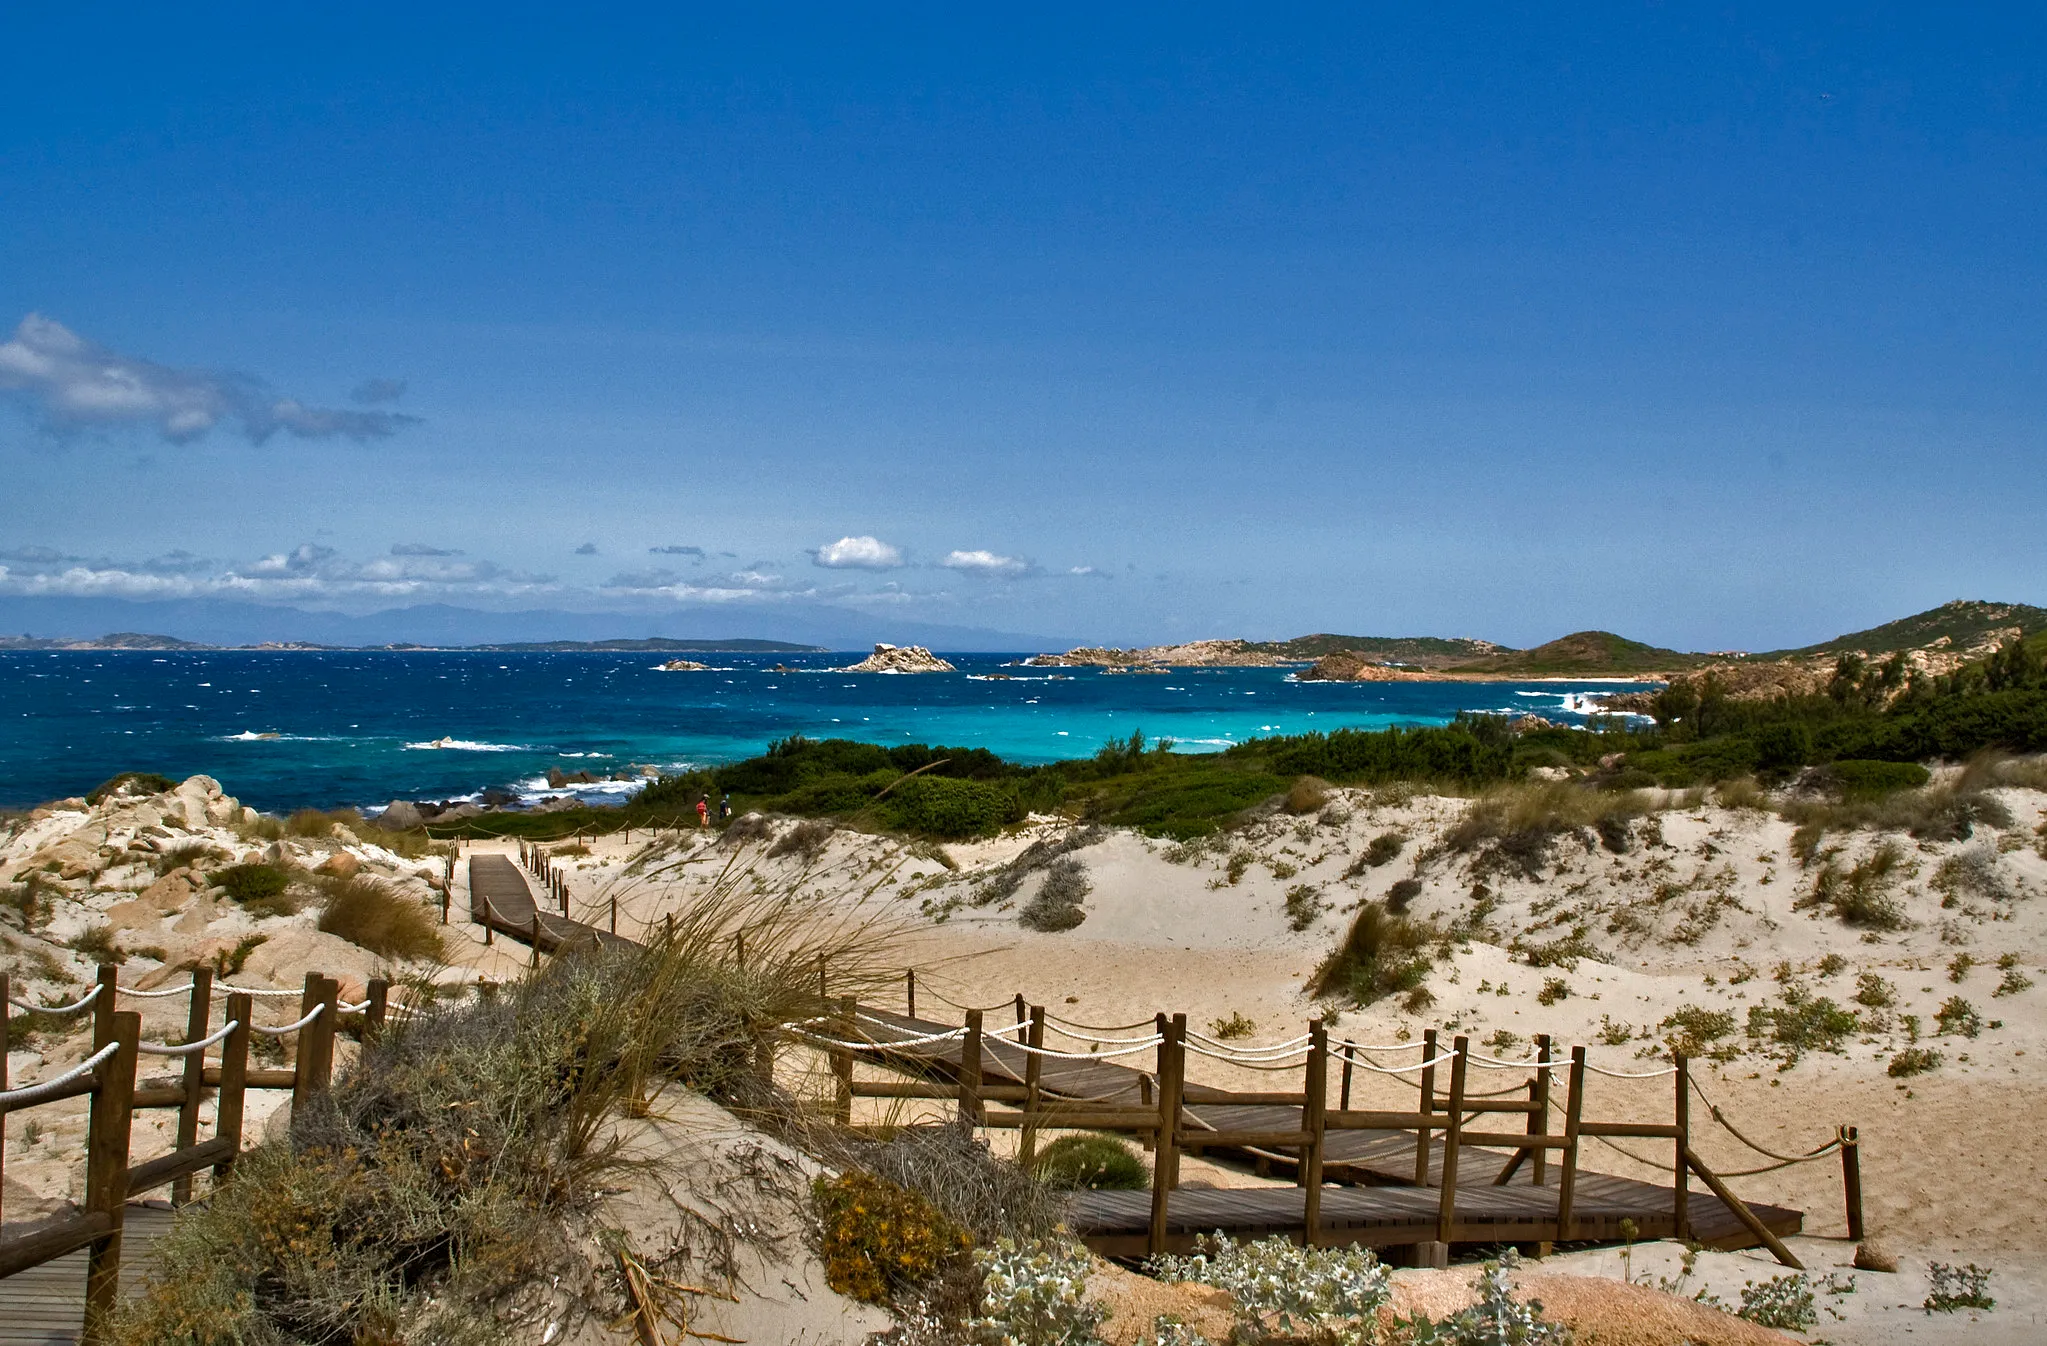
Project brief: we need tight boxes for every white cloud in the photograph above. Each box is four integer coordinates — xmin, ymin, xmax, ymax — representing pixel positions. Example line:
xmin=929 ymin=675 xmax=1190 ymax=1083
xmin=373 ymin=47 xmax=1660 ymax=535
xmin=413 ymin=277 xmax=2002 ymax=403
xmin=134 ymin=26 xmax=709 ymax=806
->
xmin=0 ymin=313 xmax=421 ymax=443
xmin=940 ymin=549 xmax=1034 ymax=578
xmin=1068 ymin=565 xmax=1112 ymax=580
xmin=391 ymin=542 xmax=460 ymax=556
xmin=813 ymin=535 xmax=905 ymax=569
xmin=0 ymin=542 xmax=556 ymax=606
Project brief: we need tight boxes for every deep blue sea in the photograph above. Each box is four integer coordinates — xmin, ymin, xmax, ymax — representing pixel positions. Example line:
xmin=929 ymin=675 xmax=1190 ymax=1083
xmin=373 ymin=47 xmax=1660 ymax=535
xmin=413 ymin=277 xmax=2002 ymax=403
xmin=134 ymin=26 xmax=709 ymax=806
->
xmin=0 ymin=651 xmax=1651 ymax=812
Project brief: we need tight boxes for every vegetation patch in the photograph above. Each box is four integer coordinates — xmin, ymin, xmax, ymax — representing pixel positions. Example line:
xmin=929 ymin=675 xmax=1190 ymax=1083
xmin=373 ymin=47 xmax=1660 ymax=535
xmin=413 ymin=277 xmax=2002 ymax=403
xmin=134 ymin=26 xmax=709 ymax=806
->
xmin=216 ymin=862 xmax=299 ymax=917
xmin=814 ymin=1169 xmax=972 ymax=1304
xmin=1030 ymin=1134 xmax=1148 ymax=1191
xmin=87 ymin=772 xmax=178 ymax=804
xmin=1308 ymin=903 xmax=1433 ymax=1007
xmin=316 ymin=876 xmax=446 ymax=961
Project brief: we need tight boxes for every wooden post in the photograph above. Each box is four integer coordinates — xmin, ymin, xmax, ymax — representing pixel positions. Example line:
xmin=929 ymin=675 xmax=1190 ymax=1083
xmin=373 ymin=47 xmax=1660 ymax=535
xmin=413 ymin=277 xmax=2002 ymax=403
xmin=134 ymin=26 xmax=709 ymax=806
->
xmin=906 ymin=968 xmax=917 ymax=1018
xmin=1139 ymin=1072 xmax=1155 ymax=1151
xmin=440 ymin=886 xmax=449 ymax=925
xmin=1531 ymin=1034 xmax=1553 ymax=1187
xmin=1338 ymin=1039 xmax=1354 ymax=1112
xmin=92 ymin=962 xmax=118 ymax=1051
xmin=213 ymin=993 xmax=252 ymax=1185
xmin=958 ymin=1009 xmax=984 ymax=1126
xmin=483 ymin=896 xmax=493 ymax=945
xmin=1673 ymin=1053 xmax=1691 ymax=1240
xmin=364 ymin=978 xmax=390 ymax=1041
xmin=1840 ymin=1125 xmax=1863 ymax=1241
xmin=1148 ymin=1014 xmax=1187 ymax=1256
xmin=1686 ymin=1149 xmax=1804 ymax=1269
xmin=0 ymin=973 xmax=9 ymax=1224
xmin=1302 ymin=1019 xmax=1328 ymax=1247
xmin=1414 ymin=1028 xmax=1438 ymax=1184
xmin=172 ymin=969 xmax=214 ymax=1206
xmin=530 ymin=911 xmax=542 ymax=967
xmin=292 ymin=975 xmax=339 ymax=1112
xmin=1556 ymin=1047 xmax=1586 ymax=1242
xmin=819 ymin=955 xmax=829 ymax=1004
xmin=82 ymin=1010 xmax=140 ymax=1346
xmin=1014 ymin=993 xmax=1027 ymax=1028
xmin=610 ymin=896 xmax=617 ymax=935
xmin=1019 ymin=1006 xmax=1046 ymax=1166
xmin=1435 ymin=1035 xmax=1469 ymax=1246
xmin=830 ymin=998 xmax=854 ymax=1126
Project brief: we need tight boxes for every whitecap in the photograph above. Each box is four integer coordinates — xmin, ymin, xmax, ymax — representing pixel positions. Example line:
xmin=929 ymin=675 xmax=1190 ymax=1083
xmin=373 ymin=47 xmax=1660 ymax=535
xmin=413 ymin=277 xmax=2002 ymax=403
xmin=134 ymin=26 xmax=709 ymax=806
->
xmin=404 ymin=738 xmax=529 ymax=752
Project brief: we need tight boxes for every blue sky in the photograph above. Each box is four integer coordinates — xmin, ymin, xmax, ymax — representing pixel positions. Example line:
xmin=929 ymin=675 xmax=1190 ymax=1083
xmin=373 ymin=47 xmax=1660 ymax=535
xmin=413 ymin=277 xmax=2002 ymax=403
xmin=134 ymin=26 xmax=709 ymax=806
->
xmin=2 ymin=4 xmax=2042 ymax=649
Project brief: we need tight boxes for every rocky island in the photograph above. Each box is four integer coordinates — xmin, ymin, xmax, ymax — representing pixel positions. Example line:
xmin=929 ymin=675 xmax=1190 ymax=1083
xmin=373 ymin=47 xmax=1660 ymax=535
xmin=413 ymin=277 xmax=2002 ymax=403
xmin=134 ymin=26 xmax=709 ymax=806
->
xmin=837 ymin=642 xmax=957 ymax=673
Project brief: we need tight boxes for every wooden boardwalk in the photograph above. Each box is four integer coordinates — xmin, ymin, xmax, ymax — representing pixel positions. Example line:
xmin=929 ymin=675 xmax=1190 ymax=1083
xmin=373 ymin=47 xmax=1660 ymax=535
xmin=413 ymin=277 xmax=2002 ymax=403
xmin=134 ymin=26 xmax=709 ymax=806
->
xmin=467 ymin=854 xmax=635 ymax=955
xmin=0 ymin=1206 xmax=173 ymax=1346
xmin=842 ymin=1007 xmax=1804 ymax=1258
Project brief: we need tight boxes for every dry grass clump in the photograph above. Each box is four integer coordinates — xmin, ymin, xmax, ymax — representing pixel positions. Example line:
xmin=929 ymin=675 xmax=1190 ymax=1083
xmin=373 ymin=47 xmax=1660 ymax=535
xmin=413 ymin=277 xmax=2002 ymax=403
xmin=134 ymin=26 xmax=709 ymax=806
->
xmin=1782 ymin=781 xmax=2013 ymax=848
xmin=720 ymin=811 xmax=776 ymax=846
xmin=117 ymin=890 xmax=904 ymax=1345
xmin=1798 ymin=842 xmax=1911 ymax=930
xmin=152 ymin=841 xmax=229 ymax=875
xmin=1444 ymin=783 xmax=1650 ymax=878
xmin=1283 ymin=776 xmax=1332 ymax=814
xmin=977 ymin=825 xmax=1105 ymax=907
xmin=316 ymin=876 xmax=446 ymax=961
xmin=1932 ymin=846 xmax=2016 ymax=905
xmin=1308 ymin=901 xmax=1434 ymax=1006
xmin=768 ymin=818 xmax=835 ymax=860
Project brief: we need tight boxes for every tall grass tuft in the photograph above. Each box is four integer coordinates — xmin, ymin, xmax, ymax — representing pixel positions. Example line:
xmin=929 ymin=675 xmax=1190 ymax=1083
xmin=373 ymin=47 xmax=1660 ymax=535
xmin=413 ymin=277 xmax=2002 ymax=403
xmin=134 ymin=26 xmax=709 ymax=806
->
xmin=315 ymin=876 xmax=446 ymax=961
xmin=117 ymin=887 xmax=906 ymax=1345
xmin=1443 ymin=782 xmax=1650 ymax=877
xmin=1308 ymin=901 xmax=1434 ymax=1006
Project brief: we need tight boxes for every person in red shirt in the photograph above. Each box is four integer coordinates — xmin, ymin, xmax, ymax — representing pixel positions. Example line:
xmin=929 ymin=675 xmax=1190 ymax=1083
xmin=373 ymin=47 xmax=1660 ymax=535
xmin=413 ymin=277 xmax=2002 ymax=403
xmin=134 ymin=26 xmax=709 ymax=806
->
xmin=696 ymin=795 xmax=709 ymax=827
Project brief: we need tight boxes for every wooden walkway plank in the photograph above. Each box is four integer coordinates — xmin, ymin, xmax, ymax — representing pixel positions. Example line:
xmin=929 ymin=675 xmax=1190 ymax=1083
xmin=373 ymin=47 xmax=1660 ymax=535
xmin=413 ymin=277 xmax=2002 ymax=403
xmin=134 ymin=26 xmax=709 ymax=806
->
xmin=0 ymin=1206 xmax=174 ymax=1346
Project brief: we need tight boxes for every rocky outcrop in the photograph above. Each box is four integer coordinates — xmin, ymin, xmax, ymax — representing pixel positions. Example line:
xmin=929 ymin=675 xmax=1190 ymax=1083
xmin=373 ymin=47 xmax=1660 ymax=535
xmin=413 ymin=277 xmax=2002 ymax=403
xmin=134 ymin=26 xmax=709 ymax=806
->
xmin=838 ymin=643 xmax=957 ymax=673
xmin=1297 ymin=652 xmax=1436 ymax=682
xmin=654 ymin=658 xmax=709 ymax=671
xmin=375 ymin=800 xmax=425 ymax=830
xmin=1023 ymin=638 xmax=1300 ymax=668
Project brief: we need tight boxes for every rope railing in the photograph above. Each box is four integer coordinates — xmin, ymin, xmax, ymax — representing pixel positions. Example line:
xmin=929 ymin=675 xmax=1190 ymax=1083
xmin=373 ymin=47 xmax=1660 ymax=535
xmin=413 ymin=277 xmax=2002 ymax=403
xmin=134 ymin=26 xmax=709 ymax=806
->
xmin=250 ymin=1006 xmax=324 ymax=1037
xmin=136 ymin=1020 xmax=240 ymax=1057
xmin=1184 ymin=1040 xmax=1313 ymax=1069
xmin=6 ymin=984 xmax=103 ymax=1015
xmin=1184 ymin=1030 xmax=1314 ymax=1056
xmin=1690 ymin=1077 xmax=1847 ymax=1167
xmin=1463 ymin=1050 xmax=1561 ymax=1070
xmin=1581 ymin=1059 xmax=1679 ymax=1079
xmin=0 ymin=1041 xmax=120 ymax=1105
xmin=1039 ymin=1010 xmax=1161 ymax=1034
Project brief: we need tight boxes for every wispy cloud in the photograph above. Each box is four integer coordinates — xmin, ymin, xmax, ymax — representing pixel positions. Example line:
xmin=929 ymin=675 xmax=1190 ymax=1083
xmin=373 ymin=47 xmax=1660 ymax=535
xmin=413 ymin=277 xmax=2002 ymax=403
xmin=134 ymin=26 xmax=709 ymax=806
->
xmin=602 ymin=565 xmax=829 ymax=604
xmin=813 ymin=535 xmax=905 ymax=569
xmin=349 ymin=378 xmax=407 ymax=404
xmin=0 ymin=314 xmax=421 ymax=443
xmin=649 ymin=544 xmax=706 ymax=557
xmin=940 ymin=548 xmax=1035 ymax=578
xmin=391 ymin=542 xmax=460 ymax=557
xmin=0 ymin=541 xmax=555 ymax=605
xmin=1068 ymin=565 xmax=1112 ymax=580
xmin=574 ymin=542 xmax=599 ymax=555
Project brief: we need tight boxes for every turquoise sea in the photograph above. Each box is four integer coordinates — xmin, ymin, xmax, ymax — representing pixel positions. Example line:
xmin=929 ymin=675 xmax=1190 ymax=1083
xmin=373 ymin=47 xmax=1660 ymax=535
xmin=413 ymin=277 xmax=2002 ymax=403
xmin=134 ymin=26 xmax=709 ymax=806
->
xmin=0 ymin=651 xmax=1651 ymax=812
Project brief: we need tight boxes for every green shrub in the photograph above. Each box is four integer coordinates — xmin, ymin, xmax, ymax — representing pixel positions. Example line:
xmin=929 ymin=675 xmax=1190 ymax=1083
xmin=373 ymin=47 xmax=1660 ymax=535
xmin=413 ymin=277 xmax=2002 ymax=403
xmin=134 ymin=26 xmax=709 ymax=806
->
xmin=1737 ymin=1273 xmax=1818 ymax=1330
xmin=317 ymin=877 xmax=446 ymax=961
xmin=1208 ymin=1011 xmax=1256 ymax=1040
xmin=71 ymin=924 xmax=120 ymax=964
xmin=216 ymin=863 xmax=299 ymax=917
xmin=970 ymin=1237 xmax=1108 ymax=1346
xmin=1935 ymin=995 xmax=1983 ymax=1038
xmin=1284 ymin=883 xmax=1327 ymax=931
xmin=1150 ymin=1234 xmax=1394 ymax=1346
xmin=1853 ymin=972 xmax=1896 ymax=1008
xmin=1828 ymin=759 xmax=1931 ymax=797
xmin=86 ymin=771 xmax=176 ymax=804
xmin=1747 ymin=993 xmax=1858 ymax=1061
xmin=884 ymin=776 xmax=1017 ymax=839
xmin=1032 ymin=1134 xmax=1149 ymax=1191
xmin=1019 ymin=858 xmax=1089 ymax=932
xmin=1924 ymin=1262 xmax=1995 ymax=1312
xmin=1385 ymin=877 xmax=1422 ymax=913
xmin=1887 ymin=1047 xmax=1941 ymax=1077
xmin=1284 ymin=776 xmax=1332 ymax=814
xmin=1660 ymin=1005 xmax=1736 ymax=1058
xmin=1536 ymin=977 xmax=1570 ymax=1006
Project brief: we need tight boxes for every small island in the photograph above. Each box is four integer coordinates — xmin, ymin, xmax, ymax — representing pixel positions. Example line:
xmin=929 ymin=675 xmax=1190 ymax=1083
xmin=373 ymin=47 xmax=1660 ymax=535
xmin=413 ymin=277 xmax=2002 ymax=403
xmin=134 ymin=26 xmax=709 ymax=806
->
xmin=837 ymin=642 xmax=957 ymax=673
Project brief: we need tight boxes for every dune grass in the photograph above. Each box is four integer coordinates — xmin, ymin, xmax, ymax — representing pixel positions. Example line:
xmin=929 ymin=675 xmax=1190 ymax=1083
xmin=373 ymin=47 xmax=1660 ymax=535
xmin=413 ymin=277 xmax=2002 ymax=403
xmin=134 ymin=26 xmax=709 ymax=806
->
xmin=315 ymin=876 xmax=446 ymax=961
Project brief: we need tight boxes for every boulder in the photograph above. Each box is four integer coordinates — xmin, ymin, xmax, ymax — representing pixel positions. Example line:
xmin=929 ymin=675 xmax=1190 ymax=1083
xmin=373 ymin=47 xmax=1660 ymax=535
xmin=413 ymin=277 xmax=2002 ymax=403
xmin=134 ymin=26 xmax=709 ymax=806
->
xmin=28 ymin=837 xmax=105 ymax=881
xmin=1853 ymin=1241 xmax=1899 ymax=1273
xmin=374 ymin=801 xmax=424 ymax=831
xmin=316 ymin=851 xmax=362 ymax=880
xmin=134 ymin=869 xmax=205 ymax=914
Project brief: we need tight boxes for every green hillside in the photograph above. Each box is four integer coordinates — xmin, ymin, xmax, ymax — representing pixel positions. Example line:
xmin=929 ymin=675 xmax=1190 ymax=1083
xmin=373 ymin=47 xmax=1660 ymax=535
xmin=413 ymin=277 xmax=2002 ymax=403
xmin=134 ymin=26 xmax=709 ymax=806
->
xmin=1247 ymin=633 xmax=1512 ymax=663
xmin=1765 ymin=600 xmax=2047 ymax=659
xmin=1447 ymin=630 xmax=1704 ymax=676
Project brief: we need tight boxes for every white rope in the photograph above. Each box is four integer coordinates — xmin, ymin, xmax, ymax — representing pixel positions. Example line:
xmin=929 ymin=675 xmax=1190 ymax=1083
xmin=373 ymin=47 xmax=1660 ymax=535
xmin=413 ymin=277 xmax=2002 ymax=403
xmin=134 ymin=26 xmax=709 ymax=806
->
xmin=1333 ymin=1040 xmax=1426 ymax=1054
xmin=219 ymin=984 xmax=303 ymax=998
xmin=1465 ymin=1051 xmax=1563 ymax=1071
xmin=250 ymin=1006 xmax=324 ymax=1036
xmin=1003 ymin=1035 xmax=1163 ymax=1061
xmin=339 ymin=999 xmax=373 ymax=1014
xmin=118 ymin=982 xmax=196 ymax=998
xmin=1039 ymin=1011 xmax=1159 ymax=1034
xmin=6 ymin=984 xmax=103 ymax=1015
xmin=1581 ymin=1059 xmax=1678 ymax=1079
xmin=827 ymin=1023 xmax=966 ymax=1048
xmin=137 ymin=1021 xmax=239 ymax=1056
xmin=1184 ymin=1040 xmax=1312 ymax=1069
xmin=1184 ymin=1031 xmax=1315 ymax=1057
xmin=1345 ymin=1048 xmax=1461 ymax=1076
xmin=0 ymin=1042 xmax=120 ymax=1105
xmin=1039 ymin=1021 xmax=1167 ymax=1048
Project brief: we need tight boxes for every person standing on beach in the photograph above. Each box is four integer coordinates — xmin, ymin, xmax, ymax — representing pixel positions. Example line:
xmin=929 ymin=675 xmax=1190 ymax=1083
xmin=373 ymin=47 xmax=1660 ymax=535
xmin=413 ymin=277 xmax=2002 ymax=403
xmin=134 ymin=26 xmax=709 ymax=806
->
xmin=719 ymin=792 xmax=732 ymax=821
xmin=696 ymin=795 xmax=709 ymax=827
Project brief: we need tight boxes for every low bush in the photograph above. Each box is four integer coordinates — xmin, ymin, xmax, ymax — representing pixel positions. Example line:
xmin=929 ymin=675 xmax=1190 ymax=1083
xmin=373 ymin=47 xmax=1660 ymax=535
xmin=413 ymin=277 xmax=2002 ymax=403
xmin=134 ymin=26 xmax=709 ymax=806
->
xmin=152 ymin=841 xmax=228 ymax=875
xmin=1208 ymin=1011 xmax=1256 ymax=1040
xmin=1536 ymin=977 xmax=1570 ymax=1006
xmin=1802 ymin=843 xmax=1909 ymax=929
xmin=1747 ymin=992 xmax=1859 ymax=1061
xmin=1019 ymin=858 xmax=1089 ymax=932
xmin=1660 ymin=1005 xmax=1736 ymax=1058
xmin=1935 ymin=995 xmax=1983 ymax=1038
xmin=969 ymin=1237 xmax=1107 ymax=1346
xmin=1887 ymin=1047 xmax=1942 ymax=1077
xmin=1284 ymin=882 xmax=1327 ymax=931
xmin=1150 ymin=1234 xmax=1393 ymax=1346
xmin=767 ymin=818 xmax=835 ymax=860
xmin=1932 ymin=847 xmax=2014 ymax=904
xmin=1398 ymin=1252 xmax=1569 ymax=1344
xmin=1736 ymin=1273 xmax=1819 ymax=1331
xmin=1924 ymin=1262 xmax=1995 ymax=1312
xmin=316 ymin=877 xmax=445 ymax=961
xmin=216 ymin=863 xmax=299 ymax=917
xmin=1308 ymin=903 xmax=1433 ymax=1007
xmin=71 ymin=924 xmax=120 ymax=964
xmin=884 ymin=775 xmax=1019 ymax=839
xmin=815 ymin=1169 xmax=972 ymax=1305
xmin=1031 ymin=1134 xmax=1148 ymax=1191
xmin=1385 ymin=876 xmax=1422 ymax=913
xmin=1443 ymin=782 xmax=1648 ymax=879
xmin=1827 ymin=759 xmax=1932 ymax=798
xmin=210 ymin=933 xmax=267 ymax=977
xmin=86 ymin=771 xmax=177 ymax=804
xmin=1853 ymin=972 xmax=1897 ymax=1008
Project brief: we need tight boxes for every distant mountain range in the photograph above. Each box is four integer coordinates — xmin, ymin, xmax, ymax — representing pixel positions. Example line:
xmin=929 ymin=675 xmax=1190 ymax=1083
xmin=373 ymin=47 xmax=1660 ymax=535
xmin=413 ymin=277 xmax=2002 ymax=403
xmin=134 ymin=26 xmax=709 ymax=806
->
xmin=1 ymin=597 xmax=2040 ymax=672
